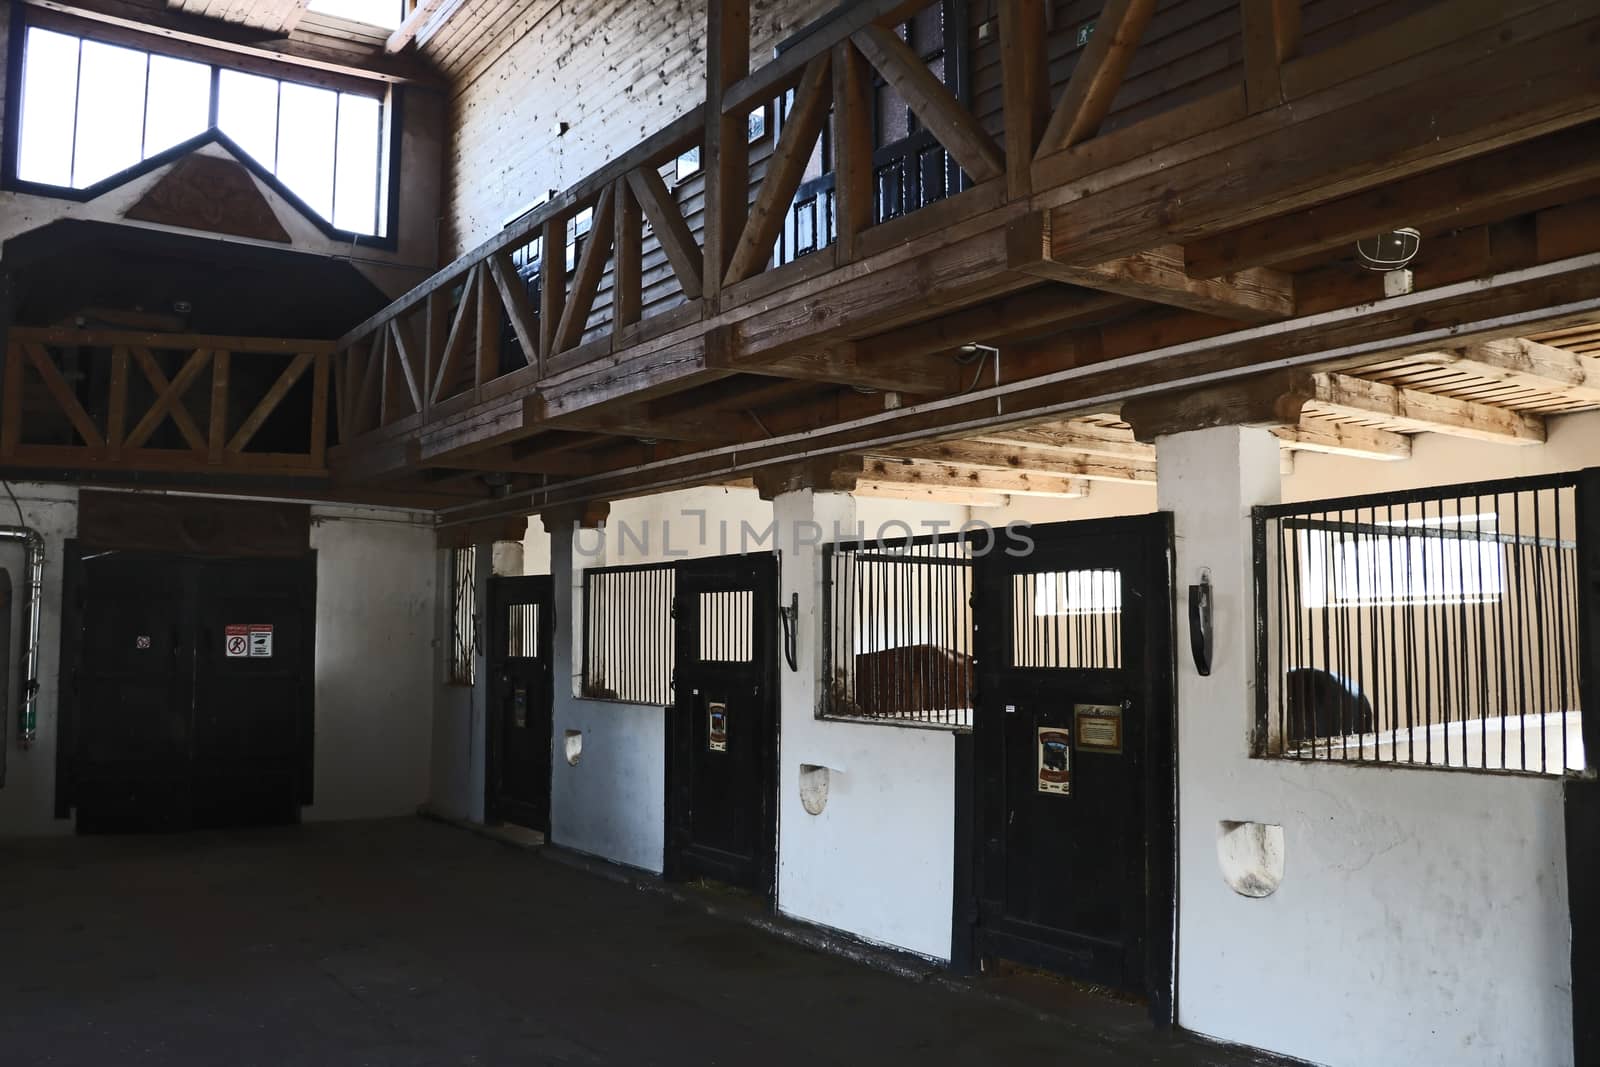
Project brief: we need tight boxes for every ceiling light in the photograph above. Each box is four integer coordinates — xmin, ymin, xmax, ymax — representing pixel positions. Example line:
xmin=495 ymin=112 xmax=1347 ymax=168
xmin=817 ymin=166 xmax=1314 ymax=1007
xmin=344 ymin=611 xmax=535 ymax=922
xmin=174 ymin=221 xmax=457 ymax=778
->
xmin=1355 ymin=228 xmax=1421 ymax=272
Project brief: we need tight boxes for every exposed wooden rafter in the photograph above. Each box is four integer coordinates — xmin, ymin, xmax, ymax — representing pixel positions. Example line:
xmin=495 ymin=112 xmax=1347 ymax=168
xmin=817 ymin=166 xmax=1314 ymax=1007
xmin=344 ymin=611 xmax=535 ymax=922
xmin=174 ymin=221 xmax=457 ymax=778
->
xmin=1303 ymin=373 xmax=1547 ymax=445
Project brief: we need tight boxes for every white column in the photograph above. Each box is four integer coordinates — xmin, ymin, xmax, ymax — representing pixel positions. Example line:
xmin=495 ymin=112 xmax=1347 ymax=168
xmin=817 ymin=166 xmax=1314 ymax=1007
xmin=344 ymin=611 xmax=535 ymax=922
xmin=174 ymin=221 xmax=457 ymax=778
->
xmin=1157 ymin=426 xmax=1284 ymax=1038
xmin=770 ymin=489 xmax=957 ymax=960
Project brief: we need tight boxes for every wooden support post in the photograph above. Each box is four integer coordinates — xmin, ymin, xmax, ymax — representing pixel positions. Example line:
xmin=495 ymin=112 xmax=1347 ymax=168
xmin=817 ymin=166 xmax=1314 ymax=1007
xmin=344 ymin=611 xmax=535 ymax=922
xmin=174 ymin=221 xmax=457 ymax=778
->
xmin=831 ymin=40 xmax=874 ymax=260
xmin=310 ymin=351 xmax=330 ymax=468
xmin=486 ymin=252 xmax=542 ymax=372
xmin=1240 ymin=0 xmax=1300 ymax=113
xmin=852 ymin=25 xmax=1003 ymax=183
xmin=626 ymin=167 xmax=704 ymax=300
xmin=1037 ymin=0 xmax=1156 ymax=157
xmin=389 ymin=320 xmax=425 ymax=412
xmin=126 ymin=347 xmax=208 ymax=451
xmin=475 ymin=262 xmax=502 ymax=387
xmin=613 ymin=177 xmax=643 ymax=330
xmin=999 ymin=0 xmax=1048 ymax=199
xmin=725 ymin=53 xmax=833 ymax=286
xmin=704 ymin=0 xmax=751 ymax=306
xmin=2 ymin=342 xmax=23 ymax=457
xmin=431 ymin=265 xmax=479 ymax=403
xmin=229 ymin=352 xmax=315 ymax=454
xmin=208 ymin=349 xmax=230 ymax=463
xmin=539 ymin=216 xmax=567 ymax=359
xmin=553 ymin=185 xmax=617 ymax=354
xmin=424 ymin=290 xmax=450 ymax=405
xmin=106 ymin=345 xmax=128 ymax=460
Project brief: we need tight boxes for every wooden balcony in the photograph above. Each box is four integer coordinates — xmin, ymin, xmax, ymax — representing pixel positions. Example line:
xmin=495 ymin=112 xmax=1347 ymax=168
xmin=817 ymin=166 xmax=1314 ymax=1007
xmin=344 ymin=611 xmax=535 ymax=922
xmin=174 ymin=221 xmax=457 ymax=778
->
xmin=253 ymin=2 xmax=1600 ymax=514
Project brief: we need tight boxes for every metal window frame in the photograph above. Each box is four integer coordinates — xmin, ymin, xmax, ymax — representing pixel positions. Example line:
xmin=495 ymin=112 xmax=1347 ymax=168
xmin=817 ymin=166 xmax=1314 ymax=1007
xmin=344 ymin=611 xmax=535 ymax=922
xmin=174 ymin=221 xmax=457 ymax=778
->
xmin=1 ymin=10 xmax=399 ymax=247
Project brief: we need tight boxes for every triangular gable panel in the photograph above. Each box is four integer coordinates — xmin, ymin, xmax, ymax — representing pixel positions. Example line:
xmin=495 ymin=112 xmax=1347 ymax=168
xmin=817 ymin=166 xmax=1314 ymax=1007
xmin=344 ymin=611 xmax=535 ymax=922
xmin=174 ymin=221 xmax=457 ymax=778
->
xmin=124 ymin=153 xmax=291 ymax=244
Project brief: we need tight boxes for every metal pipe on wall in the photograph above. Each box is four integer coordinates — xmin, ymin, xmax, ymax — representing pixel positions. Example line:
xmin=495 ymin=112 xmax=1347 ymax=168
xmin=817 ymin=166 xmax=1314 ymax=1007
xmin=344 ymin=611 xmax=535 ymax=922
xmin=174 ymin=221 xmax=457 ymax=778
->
xmin=0 ymin=526 xmax=46 ymax=752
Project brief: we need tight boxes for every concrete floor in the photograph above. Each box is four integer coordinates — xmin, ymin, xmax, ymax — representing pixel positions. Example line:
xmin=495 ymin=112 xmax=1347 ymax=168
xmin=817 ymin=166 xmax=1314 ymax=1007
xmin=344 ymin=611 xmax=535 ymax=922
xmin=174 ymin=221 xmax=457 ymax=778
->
xmin=0 ymin=818 xmax=1274 ymax=1066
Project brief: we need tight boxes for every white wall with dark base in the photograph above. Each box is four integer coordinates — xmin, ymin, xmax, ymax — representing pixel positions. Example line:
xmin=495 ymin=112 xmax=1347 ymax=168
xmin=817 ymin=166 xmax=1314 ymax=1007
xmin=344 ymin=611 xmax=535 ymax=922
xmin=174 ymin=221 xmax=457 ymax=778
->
xmin=545 ymin=521 xmax=665 ymax=872
xmin=1159 ymin=426 xmax=1573 ymax=1067
xmin=773 ymin=490 xmax=957 ymax=962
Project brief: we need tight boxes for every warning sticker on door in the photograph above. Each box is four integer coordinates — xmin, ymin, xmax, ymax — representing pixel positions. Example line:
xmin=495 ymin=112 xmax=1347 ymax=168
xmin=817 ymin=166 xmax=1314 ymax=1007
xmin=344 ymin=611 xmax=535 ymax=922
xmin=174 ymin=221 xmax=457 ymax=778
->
xmin=1037 ymin=727 xmax=1071 ymax=796
xmin=708 ymin=703 xmax=728 ymax=752
xmin=226 ymin=624 xmax=274 ymax=658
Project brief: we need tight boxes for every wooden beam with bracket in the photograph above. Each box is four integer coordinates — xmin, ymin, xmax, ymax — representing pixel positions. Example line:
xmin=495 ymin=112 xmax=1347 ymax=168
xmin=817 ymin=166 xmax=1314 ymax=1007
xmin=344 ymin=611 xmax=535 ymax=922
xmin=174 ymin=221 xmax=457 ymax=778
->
xmin=1008 ymin=212 xmax=1294 ymax=322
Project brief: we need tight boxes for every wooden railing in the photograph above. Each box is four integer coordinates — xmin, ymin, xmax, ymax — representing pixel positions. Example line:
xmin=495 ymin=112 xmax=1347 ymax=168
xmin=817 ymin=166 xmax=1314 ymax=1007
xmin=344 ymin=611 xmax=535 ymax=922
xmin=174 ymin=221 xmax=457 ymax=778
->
xmin=329 ymin=0 xmax=1600 ymax=482
xmin=1 ymin=328 xmax=333 ymax=477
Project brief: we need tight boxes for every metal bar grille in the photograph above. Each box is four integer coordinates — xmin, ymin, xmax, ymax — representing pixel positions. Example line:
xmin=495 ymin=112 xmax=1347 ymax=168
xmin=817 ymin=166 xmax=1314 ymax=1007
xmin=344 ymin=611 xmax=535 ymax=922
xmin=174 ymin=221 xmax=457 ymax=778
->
xmin=824 ymin=535 xmax=973 ymax=728
xmin=506 ymin=602 xmax=539 ymax=658
xmin=1254 ymin=473 xmax=1585 ymax=774
xmin=582 ymin=561 xmax=674 ymax=705
xmin=1010 ymin=569 xmax=1123 ymax=669
xmin=697 ymin=590 xmax=753 ymax=662
xmin=448 ymin=546 xmax=476 ymax=685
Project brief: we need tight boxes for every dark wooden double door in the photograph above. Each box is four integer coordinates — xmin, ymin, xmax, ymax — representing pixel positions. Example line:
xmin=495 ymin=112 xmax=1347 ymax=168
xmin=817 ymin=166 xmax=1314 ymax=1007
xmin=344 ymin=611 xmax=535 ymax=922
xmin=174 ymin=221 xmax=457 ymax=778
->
xmin=968 ymin=515 xmax=1175 ymax=1018
xmin=58 ymin=549 xmax=315 ymax=831
xmin=665 ymin=553 xmax=778 ymax=895
xmin=486 ymin=575 xmax=554 ymax=833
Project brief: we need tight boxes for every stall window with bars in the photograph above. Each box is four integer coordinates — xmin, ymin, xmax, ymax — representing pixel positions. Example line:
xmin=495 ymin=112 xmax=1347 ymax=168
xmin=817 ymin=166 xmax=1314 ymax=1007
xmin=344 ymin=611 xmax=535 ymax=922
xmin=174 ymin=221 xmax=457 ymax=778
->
xmin=823 ymin=536 xmax=974 ymax=728
xmin=1254 ymin=475 xmax=1586 ymax=774
xmin=582 ymin=562 xmax=674 ymax=705
xmin=505 ymin=602 xmax=540 ymax=658
xmin=448 ymin=547 xmax=477 ymax=686
xmin=698 ymin=591 xmax=753 ymax=662
xmin=1012 ymin=569 xmax=1124 ymax=669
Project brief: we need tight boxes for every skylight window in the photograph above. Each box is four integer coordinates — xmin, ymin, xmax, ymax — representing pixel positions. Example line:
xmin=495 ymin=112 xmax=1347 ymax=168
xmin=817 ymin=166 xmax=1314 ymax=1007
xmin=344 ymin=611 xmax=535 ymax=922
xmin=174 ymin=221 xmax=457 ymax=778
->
xmin=14 ymin=25 xmax=390 ymax=238
xmin=306 ymin=0 xmax=404 ymax=30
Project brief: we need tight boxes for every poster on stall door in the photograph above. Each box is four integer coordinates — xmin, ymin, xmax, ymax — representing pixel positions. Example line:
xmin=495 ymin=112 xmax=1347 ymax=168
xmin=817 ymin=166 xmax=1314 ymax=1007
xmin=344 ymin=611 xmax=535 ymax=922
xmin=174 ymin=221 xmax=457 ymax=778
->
xmin=1037 ymin=726 xmax=1071 ymax=795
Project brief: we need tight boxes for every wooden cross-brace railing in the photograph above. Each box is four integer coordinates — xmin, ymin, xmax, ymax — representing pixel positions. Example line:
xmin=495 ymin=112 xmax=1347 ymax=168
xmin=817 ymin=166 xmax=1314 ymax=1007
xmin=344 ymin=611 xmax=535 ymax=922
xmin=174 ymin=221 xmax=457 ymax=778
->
xmin=0 ymin=328 xmax=333 ymax=477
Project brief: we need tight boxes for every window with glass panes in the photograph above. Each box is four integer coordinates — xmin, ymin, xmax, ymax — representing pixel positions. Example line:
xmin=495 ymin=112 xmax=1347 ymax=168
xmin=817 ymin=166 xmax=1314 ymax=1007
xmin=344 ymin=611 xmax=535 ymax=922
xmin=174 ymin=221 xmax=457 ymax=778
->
xmin=13 ymin=24 xmax=390 ymax=237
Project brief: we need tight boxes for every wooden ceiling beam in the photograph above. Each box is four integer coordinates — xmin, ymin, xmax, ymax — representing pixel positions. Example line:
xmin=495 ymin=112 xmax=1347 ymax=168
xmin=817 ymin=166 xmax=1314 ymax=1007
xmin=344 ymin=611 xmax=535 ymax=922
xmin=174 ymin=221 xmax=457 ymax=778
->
xmin=1009 ymin=213 xmax=1293 ymax=322
xmin=872 ymin=439 xmax=1155 ymax=484
xmin=1305 ymin=372 xmax=1546 ymax=445
xmin=973 ymin=420 xmax=1153 ymax=461
xmin=755 ymin=340 xmax=965 ymax=395
xmin=1396 ymin=338 xmax=1600 ymax=405
xmin=1040 ymin=6 xmax=1600 ymax=267
xmin=386 ymin=0 xmax=462 ymax=52
xmin=1185 ymin=123 xmax=1600 ymax=279
xmin=851 ymin=483 xmax=1011 ymax=508
xmin=31 ymin=0 xmax=438 ymax=83
xmin=1272 ymin=420 xmax=1412 ymax=462
xmin=860 ymin=456 xmax=1091 ymax=498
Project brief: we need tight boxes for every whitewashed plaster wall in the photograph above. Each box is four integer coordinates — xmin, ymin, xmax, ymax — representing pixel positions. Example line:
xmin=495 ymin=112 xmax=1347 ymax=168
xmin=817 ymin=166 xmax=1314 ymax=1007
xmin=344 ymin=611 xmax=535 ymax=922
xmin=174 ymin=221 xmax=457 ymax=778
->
xmin=1161 ymin=426 xmax=1573 ymax=1067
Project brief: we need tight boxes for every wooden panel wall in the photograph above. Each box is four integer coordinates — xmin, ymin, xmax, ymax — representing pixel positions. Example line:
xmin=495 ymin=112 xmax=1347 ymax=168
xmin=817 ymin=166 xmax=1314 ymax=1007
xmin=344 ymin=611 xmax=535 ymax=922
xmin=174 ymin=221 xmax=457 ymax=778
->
xmin=441 ymin=0 xmax=1446 ymax=258
xmin=441 ymin=0 xmax=832 ymax=257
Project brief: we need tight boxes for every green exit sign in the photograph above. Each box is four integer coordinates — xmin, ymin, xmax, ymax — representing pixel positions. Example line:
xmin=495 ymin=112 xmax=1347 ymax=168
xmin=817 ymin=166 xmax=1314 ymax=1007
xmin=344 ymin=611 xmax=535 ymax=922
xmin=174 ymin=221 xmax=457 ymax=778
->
xmin=1077 ymin=19 xmax=1096 ymax=47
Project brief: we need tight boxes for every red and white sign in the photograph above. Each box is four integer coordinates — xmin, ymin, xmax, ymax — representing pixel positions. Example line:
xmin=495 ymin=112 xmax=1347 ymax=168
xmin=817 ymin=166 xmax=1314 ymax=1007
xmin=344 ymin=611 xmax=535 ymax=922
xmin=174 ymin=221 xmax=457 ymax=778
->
xmin=225 ymin=624 xmax=274 ymax=659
